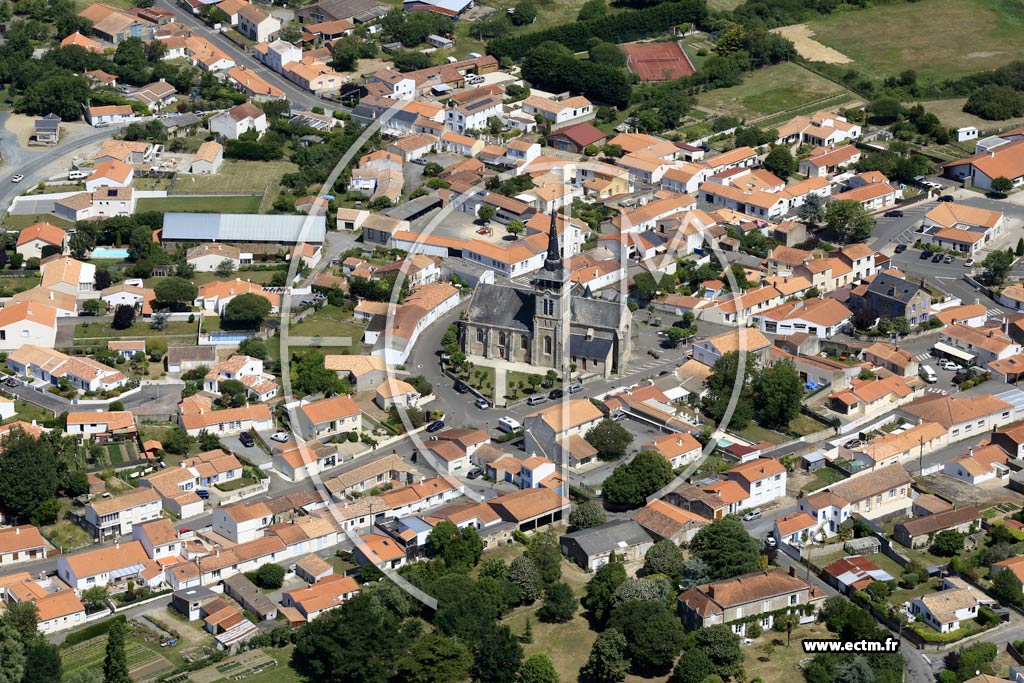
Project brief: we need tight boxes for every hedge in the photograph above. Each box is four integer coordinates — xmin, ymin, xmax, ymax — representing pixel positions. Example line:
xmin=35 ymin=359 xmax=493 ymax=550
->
xmin=63 ymin=614 xmax=127 ymax=647
xmin=488 ymin=0 xmax=707 ymax=61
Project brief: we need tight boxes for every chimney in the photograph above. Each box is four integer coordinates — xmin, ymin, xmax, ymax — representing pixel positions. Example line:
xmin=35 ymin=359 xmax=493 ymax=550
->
xmin=15 ymin=526 xmax=19 ymax=535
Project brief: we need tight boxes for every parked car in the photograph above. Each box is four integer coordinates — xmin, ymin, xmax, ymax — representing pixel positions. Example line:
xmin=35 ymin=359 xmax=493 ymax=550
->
xmin=466 ymin=468 xmax=483 ymax=480
xmin=965 ymin=258 xmax=975 ymax=267
xmin=943 ymin=254 xmax=955 ymax=264
xmin=921 ymin=250 xmax=933 ymax=260
xmin=932 ymin=252 xmax=944 ymax=262
xmin=567 ymin=384 xmax=583 ymax=394
xmin=742 ymin=509 xmax=762 ymax=522
xmin=548 ymin=389 xmax=563 ymax=400
xmin=270 ymin=431 xmax=290 ymax=443
xmin=938 ymin=194 xmax=955 ymax=202
xmin=883 ymin=210 xmax=904 ymax=218
xmin=843 ymin=438 xmax=862 ymax=449
xmin=3 ymin=378 xmax=18 ymax=388
xmin=526 ymin=394 xmax=548 ymax=406
xmin=474 ymin=397 xmax=490 ymax=410
xmin=426 ymin=419 xmax=445 ymax=433
xmin=238 ymin=432 xmax=255 ymax=448
xmin=764 ymin=534 xmax=776 ymax=548
xmin=894 ymin=244 xmax=907 ymax=253
xmin=453 ymin=380 xmax=470 ymax=394
xmin=938 ymin=359 xmax=962 ymax=371
xmin=10 ymin=175 xmax=23 ymax=183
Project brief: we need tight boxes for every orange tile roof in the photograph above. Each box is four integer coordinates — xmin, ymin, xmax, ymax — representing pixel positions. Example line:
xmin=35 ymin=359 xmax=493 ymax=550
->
xmin=301 ymin=395 xmax=360 ymax=424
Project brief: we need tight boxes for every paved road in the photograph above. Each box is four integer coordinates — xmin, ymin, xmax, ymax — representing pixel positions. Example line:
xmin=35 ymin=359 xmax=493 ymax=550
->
xmin=155 ymin=0 xmax=337 ymax=114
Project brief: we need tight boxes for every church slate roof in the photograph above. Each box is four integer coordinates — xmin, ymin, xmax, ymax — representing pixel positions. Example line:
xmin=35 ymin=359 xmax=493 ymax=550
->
xmin=467 ymin=284 xmax=534 ymax=331
xmin=570 ymin=297 xmax=625 ymax=330
xmin=570 ymin=334 xmax=614 ymax=359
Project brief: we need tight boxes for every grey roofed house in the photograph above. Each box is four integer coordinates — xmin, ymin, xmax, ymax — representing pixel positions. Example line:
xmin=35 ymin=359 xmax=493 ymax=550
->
xmin=161 ymin=213 xmax=327 ymax=245
xmin=222 ymin=574 xmax=278 ymax=620
xmin=298 ymin=0 xmax=388 ymax=23
xmin=167 ymin=344 xmax=218 ymax=372
xmin=35 ymin=113 xmax=60 ymax=133
xmin=559 ymin=519 xmax=654 ymax=570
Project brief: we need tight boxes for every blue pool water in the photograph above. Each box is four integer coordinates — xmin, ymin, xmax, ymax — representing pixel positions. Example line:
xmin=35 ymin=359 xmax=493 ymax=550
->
xmin=91 ymin=247 xmax=131 ymax=259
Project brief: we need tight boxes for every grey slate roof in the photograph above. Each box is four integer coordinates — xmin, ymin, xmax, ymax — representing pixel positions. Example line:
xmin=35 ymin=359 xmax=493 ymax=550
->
xmin=467 ymin=284 xmax=535 ymax=331
xmin=570 ymin=297 xmax=626 ymax=330
xmin=866 ymin=272 xmax=925 ymax=304
xmin=561 ymin=520 xmax=653 ymax=556
xmin=569 ymin=333 xmax=613 ymax=360
xmin=161 ymin=213 xmax=326 ymax=244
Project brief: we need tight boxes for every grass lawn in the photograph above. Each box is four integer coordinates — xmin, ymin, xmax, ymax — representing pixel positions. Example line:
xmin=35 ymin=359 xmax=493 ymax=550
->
xmin=142 ymin=270 xmax=282 ymax=288
xmin=136 ymin=195 xmax=262 ymax=214
xmin=75 ymin=320 xmax=198 ymax=342
xmin=805 ymin=0 xmax=1024 ymax=79
xmin=43 ymin=499 xmax=93 ymax=551
xmin=742 ymin=622 xmax=833 ymax=683
xmin=698 ymin=62 xmax=851 ymax=121
xmin=922 ymin=97 xmax=1024 ymax=131
xmin=9 ymin=399 xmax=53 ymax=423
xmin=735 ymin=423 xmax=787 ymax=445
xmin=3 ymin=214 xmax=73 ymax=230
xmin=171 ymin=159 xmax=298 ymax=198
xmin=789 ymin=413 xmax=826 ymax=436
xmin=230 ymin=647 xmax=303 ymax=683
xmin=802 ymin=466 xmax=845 ymax=492
xmin=288 ymin=305 xmax=365 ymax=351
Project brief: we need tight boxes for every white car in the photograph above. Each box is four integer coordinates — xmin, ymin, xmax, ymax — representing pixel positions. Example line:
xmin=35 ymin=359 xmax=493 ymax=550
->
xmin=938 ymin=360 xmax=962 ymax=371
xmin=10 ymin=175 xmax=23 ymax=183
xmin=965 ymin=258 xmax=975 ymax=268
xmin=270 ymin=431 xmax=291 ymax=442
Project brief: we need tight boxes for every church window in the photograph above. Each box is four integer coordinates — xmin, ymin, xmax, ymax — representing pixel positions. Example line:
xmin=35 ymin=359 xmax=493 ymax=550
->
xmin=499 ymin=332 xmax=507 ymax=347
xmin=543 ymin=298 xmax=554 ymax=316
xmin=520 ymin=335 xmax=528 ymax=350
xmin=476 ymin=328 xmax=484 ymax=343
xmin=544 ymin=336 xmax=552 ymax=355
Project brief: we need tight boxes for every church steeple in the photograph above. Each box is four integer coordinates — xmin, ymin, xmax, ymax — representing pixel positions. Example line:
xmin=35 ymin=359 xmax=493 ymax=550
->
xmin=543 ymin=210 xmax=562 ymax=273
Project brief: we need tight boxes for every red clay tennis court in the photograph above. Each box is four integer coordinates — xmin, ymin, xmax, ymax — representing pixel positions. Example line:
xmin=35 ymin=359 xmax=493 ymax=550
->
xmin=621 ymin=41 xmax=695 ymax=82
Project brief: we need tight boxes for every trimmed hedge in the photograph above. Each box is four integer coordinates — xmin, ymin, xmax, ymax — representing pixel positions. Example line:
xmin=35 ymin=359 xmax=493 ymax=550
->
xmin=63 ymin=614 xmax=127 ymax=647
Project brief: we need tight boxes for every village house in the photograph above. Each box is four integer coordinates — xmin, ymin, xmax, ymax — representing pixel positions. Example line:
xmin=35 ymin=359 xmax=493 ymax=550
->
xmin=82 ymin=487 xmax=162 ymax=539
xmin=294 ymin=394 xmax=362 ymax=440
xmin=893 ymin=506 xmax=981 ymax=548
xmin=560 ymin=520 xmax=654 ymax=570
xmin=909 ymin=589 xmax=979 ymax=632
xmin=678 ymin=568 xmax=822 ymax=634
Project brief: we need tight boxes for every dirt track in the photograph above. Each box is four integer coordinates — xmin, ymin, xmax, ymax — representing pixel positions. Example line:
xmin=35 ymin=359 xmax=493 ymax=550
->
xmin=772 ymin=24 xmax=851 ymax=64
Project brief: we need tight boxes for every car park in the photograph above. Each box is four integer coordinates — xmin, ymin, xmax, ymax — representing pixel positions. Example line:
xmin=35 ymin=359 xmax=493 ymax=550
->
xmin=474 ymin=397 xmax=490 ymax=410
xmin=894 ymin=244 xmax=907 ymax=253
xmin=742 ymin=509 xmax=762 ymax=522
xmin=426 ymin=420 xmax=445 ymax=433
xmin=239 ymin=432 xmax=255 ymax=447
xmin=270 ymin=431 xmax=290 ymax=442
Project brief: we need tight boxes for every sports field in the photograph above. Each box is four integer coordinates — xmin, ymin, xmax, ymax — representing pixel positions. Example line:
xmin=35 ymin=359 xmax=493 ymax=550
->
xmin=805 ymin=0 xmax=1024 ymax=79
xmin=622 ymin=41 xmax=695 ymax=82
xmin=698 ymin=62 xmax=853 ymax=121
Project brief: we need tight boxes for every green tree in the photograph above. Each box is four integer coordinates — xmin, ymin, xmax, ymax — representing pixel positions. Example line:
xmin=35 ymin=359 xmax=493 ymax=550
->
xmin=582 ymin=561 xmax=627 ymax=625
xmin=253 ymin=563 xmax=285 ymax=589
xmin=393 ymin=633 xmax=473 ymax=683
xmin=584 ymin=419 xmax=634 ymax=461
xmin=478 ymin=205 xmax=495 ymax=223
xmin=223 ymin=293 xmax=272 ymax=328
xmin=506 ymin=220 xmax=525 ymax=238
xmin=753 ymin=359 xmax=802 ymax=430
xmin=992 ymin=177 xmax=1015 ymax=195
xmin=427 ymin=520 xmax=484 ymax=569
xmin=23 ymin=639 xmax=63 ymax=683
xmin=537 ymin=582 xmax=576 ymax=623
xmin=991 ymin=566 xmax=1024 ymax=607
xmin=703 ymin=351 xmax=756 ymax=429
xmin=217 ymin=378 xmax=247 ymax=408
xmin=964 ymin=85 xmax=1024 ymax=121
xmin=588 ymin=41 xmax=626 ymax=67
xmin=153 ymin=277 xmax=198 ymax=308
xmin=508 ymin=555 xmax=543 ymax=604
xmin=215 ymin=259 xmax=236 ymax=277
xmin=569 ymin=500 xmax=607 ymax=529
xmin=103 ymin=619 xmax=131 ymax=683
xmin=0 ymin=624 xmax=25 ymax=683
xmin=763 ymin=146 xmax=796 ymax=178
xmin=292 ymin=350 xmax=345 ymax=396
xmin=0 ymin=430 xmax=58 ymax=521
xmin=111 ymin=304 xmax=135 ymax=330
xmin=527 ymin=531 xmax=562 ymax=584
xmin=601 ymin=451 xmax=673 ymax=508
xmin=161 ymin=427 xmax=193 ymax=455
xmin=238 ymin=338 xmax=268 ymax=359
xmin=608 ymin=600 xmax=685 ymax=676
xmin=510 ymin=0 xmax=536 ymax=25
xmin=693 ymin=624 xmax=742 ymax=675
xmin=689 ymin=517 xmax=761 ymax=580
xmin=518 ymin=653 xmax=559 ymax=683
xmin=773 ymin=612 xmax=801 ymax=646
xmin=643 ymin=540 xmax=685 ymax=579
xmin=580 ymin=629 xmax=628 ymax=683
xmin=981 ymin=249 xmax=1014 ymax=285
xmin=473 ymin=622 xmax=523 ymax=683
xmin=577 ymin=0 xmax=606 ymax=20
xmin=826 ymin=199 xmax=875 ymax=244
xmin=834 ymin=656 xmax=875 ymax=683
xmin=930 ymin=529 xmax=965 ymax=557
xmin=669 ymin=647 xmax=716 ymax=683
xmin=868 ymin=97 xmax=901 ymax=124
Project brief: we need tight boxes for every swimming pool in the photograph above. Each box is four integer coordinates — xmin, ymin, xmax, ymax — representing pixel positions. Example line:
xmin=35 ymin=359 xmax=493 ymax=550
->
xmin=91 ymin=247 xmax=131 ymax=259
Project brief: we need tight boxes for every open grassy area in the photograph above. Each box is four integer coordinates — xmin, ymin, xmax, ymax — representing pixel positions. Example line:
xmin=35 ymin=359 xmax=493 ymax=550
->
xmin=288 ymin=305 xmax=365 ymax=352
xmin=142 ymin=270 xmax=283 ymax=288
xmin=789 ymin=413 xmax=827 ymax=436
xmin=75 ymin=320 xmax=198 ymax=342
xmin=9 ymin=399 xmax=53 ymax=423
xmin=802 ymin=466 xmax=845 ymax=492
xmin=922 ymin=97 xmax=1024 ymax=131
xmin=742 ymin=622 xmax=832 ymax=683
xmin=698 ymin=62 xmax=851 ymax=121
xmin=172 ymin=160 xmax=298 ymax=197
xmin=735 ymin=423 xmax=787 ymax=445
xmin=136 ymin=195 xmax=262 ymax=214
xmin=805 ymin=0 xmax=1024 ymax=79
xmin=2 ymin=214 xmax=73 ymax=230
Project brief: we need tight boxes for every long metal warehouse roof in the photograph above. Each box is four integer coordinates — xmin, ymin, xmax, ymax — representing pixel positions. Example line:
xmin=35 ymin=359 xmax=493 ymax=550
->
xmin=161 ymin=212 xmax=327 ymax=244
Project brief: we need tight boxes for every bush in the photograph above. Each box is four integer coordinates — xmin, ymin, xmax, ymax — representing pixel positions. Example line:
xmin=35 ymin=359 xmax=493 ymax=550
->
xmin=64 ymin=615 xmax=127 ymax=646
xmin=251 ymin=563 xmax=285 ymax=589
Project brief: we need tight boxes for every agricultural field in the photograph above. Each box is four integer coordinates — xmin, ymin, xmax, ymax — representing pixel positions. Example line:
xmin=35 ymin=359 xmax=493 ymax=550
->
xmin=804 ymin=0 xmax=1024 ymax=79
xmin=61 ymin=632 xmax=173 ymax=681
xmin=697 ymin=62 xmax=854 ymax=122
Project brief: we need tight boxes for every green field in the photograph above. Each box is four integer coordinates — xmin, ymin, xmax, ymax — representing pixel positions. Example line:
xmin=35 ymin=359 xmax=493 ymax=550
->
xmin=75 ymin=320 xmax=198 ymax=342
xmin=171 ymin=160 xmax=299 ymax=197
xmin=61 ymin=633 xmax=172 ymax=681
xmin=697 ymin=62 xmax=853 ymax=121
xmin=136 ymin=195 xmax=262 ymax=214
xmin=923 ymin=97 xmax=1024 ymax=131
xmin=805 ymin=0 xmax=1024 ymax=79
xmin=287 ymin=305 xmax=365 ymax=352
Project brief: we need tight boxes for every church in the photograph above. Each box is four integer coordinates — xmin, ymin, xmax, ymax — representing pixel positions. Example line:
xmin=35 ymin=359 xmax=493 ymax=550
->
xmin=461 ymin=214 xmax=633 ymax=379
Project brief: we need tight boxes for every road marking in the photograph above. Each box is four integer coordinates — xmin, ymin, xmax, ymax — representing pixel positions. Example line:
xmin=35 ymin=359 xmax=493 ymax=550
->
xmin=915 ymin=353 xmax=930 ymax=361
xmin=988 ymin=308 xmax=1007 ymax=318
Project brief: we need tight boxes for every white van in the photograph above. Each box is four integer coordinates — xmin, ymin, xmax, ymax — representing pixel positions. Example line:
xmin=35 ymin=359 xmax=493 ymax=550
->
xmin=497 ymin=416 xmax=521 ymax=433
xmin=68 ymin=170 xmax=88 ymax=181
xmin=920 ymin=365 xmax=938 ymax=384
